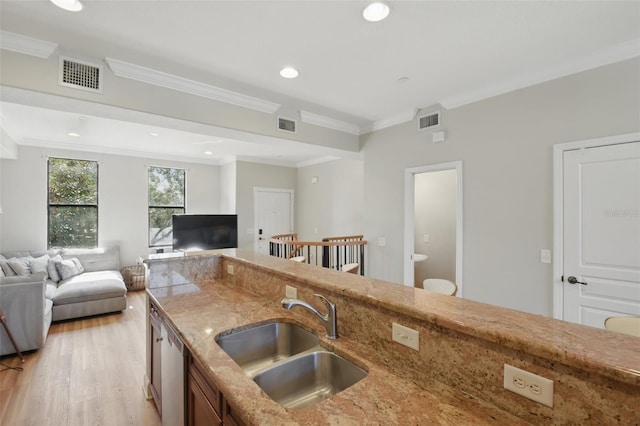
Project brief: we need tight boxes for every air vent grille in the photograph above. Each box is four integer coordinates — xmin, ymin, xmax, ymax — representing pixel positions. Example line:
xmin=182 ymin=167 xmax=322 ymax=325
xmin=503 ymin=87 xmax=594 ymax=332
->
xmin=278 ymin=117 xmax=296 ymax=133
xmin=59 ymin=56 xmax=103 ymax=93
xmin=418 ymin=111 xmax=440 ymax=131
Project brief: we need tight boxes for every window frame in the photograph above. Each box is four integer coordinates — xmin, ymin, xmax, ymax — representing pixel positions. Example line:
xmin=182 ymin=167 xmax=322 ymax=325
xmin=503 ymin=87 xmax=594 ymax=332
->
xmin=47 ymin=157 xmax=99 ymax=249
xmin=148 ymin=166 xmax=186 ymax=248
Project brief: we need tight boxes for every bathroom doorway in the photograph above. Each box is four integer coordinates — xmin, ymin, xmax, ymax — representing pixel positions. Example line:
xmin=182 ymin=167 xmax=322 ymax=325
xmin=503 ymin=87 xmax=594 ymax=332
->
xmin=403 ymin=161 xmax=463 ymax=295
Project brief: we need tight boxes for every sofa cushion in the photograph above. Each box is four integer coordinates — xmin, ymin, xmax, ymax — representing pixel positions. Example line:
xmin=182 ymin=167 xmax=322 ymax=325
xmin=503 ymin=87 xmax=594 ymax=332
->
xmin=47 ymin=255 xmax=63 ymax=283
xmin=45 ymin=281 xmax=57 ymax=301
xmin=1 ymin=250 xmax=59 ymax=259
xmin=53 ymin=271 xmax=126 ymax=305
xmin=7 ymin=256 xmax=34 ymax=276
xmin=56 ymin=258 xmax=85 ymax=280
xmin=62 ymin=246 xmax=120 ymax=272
xmin=30 ymin=254 xmax=50 ymax=277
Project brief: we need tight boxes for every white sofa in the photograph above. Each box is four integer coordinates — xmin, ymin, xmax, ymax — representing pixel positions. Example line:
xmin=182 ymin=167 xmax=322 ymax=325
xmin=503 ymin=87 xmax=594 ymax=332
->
xmin=0 ymin=246 xmax=127 ymax=356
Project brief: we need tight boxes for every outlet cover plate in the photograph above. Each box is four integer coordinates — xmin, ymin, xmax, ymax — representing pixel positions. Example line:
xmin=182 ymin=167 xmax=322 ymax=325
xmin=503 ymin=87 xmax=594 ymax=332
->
xmin=392 ymin=323 xmax=419 ymax=351
xmin=285 ymin=285 xmax=297 ymax=298
xmin=504 ymin=364 xmax=553 ymax=407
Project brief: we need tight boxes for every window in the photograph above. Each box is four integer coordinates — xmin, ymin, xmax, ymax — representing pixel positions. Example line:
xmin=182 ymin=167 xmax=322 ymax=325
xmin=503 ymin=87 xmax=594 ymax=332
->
xmin=148 ymin=166 xmax=185 ymax=247
xmin=48 ymin=157 xmax=98 ymax=248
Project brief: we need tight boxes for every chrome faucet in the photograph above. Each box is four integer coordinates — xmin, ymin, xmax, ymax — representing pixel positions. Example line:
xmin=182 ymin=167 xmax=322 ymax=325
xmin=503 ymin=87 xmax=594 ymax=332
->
xmin=281 ymin=294 xmax=338 ymax=339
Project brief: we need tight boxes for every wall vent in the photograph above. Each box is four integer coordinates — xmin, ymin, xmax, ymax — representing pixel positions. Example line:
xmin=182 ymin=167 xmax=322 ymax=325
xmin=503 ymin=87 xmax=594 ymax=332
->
xmin=417 ymin=111 xmax=440 ymax=131
xmin=58 ymin=56 xmax=103 ymax=93
xmin=278 ymin=116 xmax=297 ymax=133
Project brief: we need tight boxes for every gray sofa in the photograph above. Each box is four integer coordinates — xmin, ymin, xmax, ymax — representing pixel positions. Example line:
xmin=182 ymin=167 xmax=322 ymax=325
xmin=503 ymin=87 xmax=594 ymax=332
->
xmin=0 ymin=246 xmax=127 ymax=356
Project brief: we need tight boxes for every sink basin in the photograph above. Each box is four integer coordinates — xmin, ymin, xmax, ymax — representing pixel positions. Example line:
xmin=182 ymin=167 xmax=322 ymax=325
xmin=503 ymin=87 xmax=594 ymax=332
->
xmin=252 ymin=351 xmax=367 ymax=409
xmin=216 ymin=322 xmax=319 ymax=375
xmin=217 ymin=321 xmax=368 ymax=408
xmin=413 ymin=253 xmax=428 ymax=262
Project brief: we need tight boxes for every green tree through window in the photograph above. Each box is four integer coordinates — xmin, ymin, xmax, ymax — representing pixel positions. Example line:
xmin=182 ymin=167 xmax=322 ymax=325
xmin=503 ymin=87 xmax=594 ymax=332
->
xmin=149 ymin=166 xmax=185 ymax=247
xmin=48 ymin=158 xmax=98 ymax=248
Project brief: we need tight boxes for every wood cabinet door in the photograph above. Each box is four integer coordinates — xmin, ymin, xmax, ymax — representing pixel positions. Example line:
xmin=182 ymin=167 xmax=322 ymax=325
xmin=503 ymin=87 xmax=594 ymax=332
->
xmin=187 ymin=359 xmax=222 ymax=426
xmin=188 ymin=371 xmax=222 ymax=426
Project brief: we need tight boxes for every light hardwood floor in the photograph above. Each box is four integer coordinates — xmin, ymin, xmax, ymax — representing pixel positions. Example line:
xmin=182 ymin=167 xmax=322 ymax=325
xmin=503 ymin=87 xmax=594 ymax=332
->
xmin=0 ymin=291 xmax=161 ymax=426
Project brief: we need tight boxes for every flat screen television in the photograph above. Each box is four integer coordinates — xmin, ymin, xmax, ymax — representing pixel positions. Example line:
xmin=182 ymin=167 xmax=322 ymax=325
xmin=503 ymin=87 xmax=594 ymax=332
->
xmin=172 ymin=214 xmax=238 ymax=251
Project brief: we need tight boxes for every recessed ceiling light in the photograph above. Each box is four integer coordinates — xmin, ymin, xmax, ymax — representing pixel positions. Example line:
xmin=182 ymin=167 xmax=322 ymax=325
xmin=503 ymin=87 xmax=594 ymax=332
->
xmin=363 ymin=2 xmax=390 ymax=22
xmin=150 ymin=132 xmax=159 ymax=137
xmin=50 ymin=0 xmax=83 ymax=12
xmin=204 ymin=151 xmax=213 ymax=155
xmin=280 ymin=67 xmax=299 ymax=79
xmin=79 ymin=115 xmax=87 ymax=120
xmin=397 ymin=76 xmax=409 ymax=84
xmin=67 ymin=132 xmax=80 ymax=137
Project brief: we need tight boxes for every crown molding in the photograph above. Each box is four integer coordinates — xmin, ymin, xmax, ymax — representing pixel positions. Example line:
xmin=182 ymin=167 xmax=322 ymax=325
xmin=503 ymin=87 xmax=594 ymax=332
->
xmin=0 ymin=30 xmax=59 ymax=59
xmin=441 ymin=38 xmax=640 ymax=109
xmin=105 ymin=57 xmax=281 ymax=114
xmin=362 ymin=109 xmax=417 ymax=134
xmin=299 ymin=110 xmax=361 ymax=135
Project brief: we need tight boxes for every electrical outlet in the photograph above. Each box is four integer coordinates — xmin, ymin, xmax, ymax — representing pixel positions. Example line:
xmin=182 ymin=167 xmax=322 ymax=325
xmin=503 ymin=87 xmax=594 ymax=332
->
xmin=226 ymin=264 xmax=234 ymax=275
xmin=392 ymin=323 xmax=419 ymax=351
xmin=504 ymin=364 xmax=553 ymax=407
xmin=285 ymin=285 xmax=297 ymax=298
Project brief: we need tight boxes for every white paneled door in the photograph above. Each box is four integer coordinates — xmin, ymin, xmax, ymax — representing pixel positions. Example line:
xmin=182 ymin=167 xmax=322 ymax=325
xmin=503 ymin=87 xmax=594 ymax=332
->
xmin=254 ymin=188 xmax=294 ymax=254
xmin=563 ymin=141 xmax=640 ymax=327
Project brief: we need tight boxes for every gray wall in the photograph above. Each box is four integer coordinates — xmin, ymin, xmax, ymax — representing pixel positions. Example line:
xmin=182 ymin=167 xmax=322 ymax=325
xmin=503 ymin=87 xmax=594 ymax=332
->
xmin=0 ymin=145 xmax=220 ymax=266
xmin=362 ymin=58 xmax=640 ymax=316
xmin=234 ymin=161 xmax=297 ymax=251
xmin=414 ymin=169 xmax=457 ymax=286
xmin=296 ymin=158 xmax=364 ymax=240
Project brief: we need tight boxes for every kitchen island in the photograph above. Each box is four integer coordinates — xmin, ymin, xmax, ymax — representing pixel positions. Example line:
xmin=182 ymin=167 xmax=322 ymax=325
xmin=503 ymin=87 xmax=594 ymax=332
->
xmin=145 ymin=249 xmax=640 ymax=425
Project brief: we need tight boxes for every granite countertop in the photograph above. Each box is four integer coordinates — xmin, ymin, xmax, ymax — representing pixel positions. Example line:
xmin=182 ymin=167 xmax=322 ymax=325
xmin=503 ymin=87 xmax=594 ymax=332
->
xmin=148 ymin=277 xmax=530 ymax=425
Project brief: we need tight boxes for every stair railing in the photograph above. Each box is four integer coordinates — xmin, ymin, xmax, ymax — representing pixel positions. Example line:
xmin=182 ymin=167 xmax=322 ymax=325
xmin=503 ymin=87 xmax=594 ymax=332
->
xmin=269 ymin=233 xmax=367 ymax=275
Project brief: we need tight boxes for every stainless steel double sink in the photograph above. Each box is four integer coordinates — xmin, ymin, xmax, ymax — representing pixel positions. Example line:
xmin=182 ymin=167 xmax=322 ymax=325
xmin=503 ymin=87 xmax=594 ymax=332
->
xmin=216 ymin=322 xmax=367 ymax=409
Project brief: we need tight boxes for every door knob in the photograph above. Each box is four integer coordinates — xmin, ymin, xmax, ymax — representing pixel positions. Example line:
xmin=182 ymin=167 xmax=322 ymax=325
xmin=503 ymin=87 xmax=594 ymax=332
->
xmin=567 ymin=276 xmax=588 ymax=285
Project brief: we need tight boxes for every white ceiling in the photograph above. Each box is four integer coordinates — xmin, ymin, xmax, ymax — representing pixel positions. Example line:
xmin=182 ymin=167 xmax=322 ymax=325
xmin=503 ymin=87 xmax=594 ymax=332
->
xmin=1 ymin=0 xmax=639 ymax=166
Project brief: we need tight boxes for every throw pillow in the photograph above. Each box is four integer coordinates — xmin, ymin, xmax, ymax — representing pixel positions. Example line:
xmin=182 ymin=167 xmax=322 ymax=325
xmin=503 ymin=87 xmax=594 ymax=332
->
xmin=48 ymin=255 xmax=64 ymax=283
xmin=56 ymin=257 xmax=85 ymax=281
xmin=30 ymin=254 xmax=50 ymax=277
xmin=0 ymin=258 xmax=16 ymax=276
xmin=7 ymin=256 xmax=34 ymax=276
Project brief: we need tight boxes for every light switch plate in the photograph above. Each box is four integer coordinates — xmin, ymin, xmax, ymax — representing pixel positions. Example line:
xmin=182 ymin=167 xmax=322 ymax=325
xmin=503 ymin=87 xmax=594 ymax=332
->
xmin=392 ymin=323 xmax=419 ymax=351
xmin=504 ymin=364 xmax=553 ymax=407
xmin=378 ymin=237 xmax=386 ymax=247
xmin=540 ymin=249 xmax=552 ymax=264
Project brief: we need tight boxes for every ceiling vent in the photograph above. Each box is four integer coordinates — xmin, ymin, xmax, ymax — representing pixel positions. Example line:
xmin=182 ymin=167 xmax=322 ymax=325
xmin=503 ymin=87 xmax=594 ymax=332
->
xmin=278 ymin=116 xmax=297 ymax=134
xmin=417 ymin=111 xmax=440 ymax=131
xmin=58 ymin=56 xmax=103 ymax=93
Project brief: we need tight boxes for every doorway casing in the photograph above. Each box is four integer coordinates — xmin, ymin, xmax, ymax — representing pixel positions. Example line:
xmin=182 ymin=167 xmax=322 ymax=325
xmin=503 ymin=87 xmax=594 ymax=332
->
xmin=403 ymin=161 xmax=463 ymax=295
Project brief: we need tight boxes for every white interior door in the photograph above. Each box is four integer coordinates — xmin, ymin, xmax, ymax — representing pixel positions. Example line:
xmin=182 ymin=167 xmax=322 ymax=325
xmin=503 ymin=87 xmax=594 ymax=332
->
xmin=254 ymin=188 xmax=294 ymax=254
xmin=562 ymin=141 xmax=640 ymax=327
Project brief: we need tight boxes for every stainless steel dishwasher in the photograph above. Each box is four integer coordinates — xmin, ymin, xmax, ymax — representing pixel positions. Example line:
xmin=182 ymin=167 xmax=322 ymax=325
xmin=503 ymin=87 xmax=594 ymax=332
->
xmin=160 ymin=318 xmax=185 ymax=426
